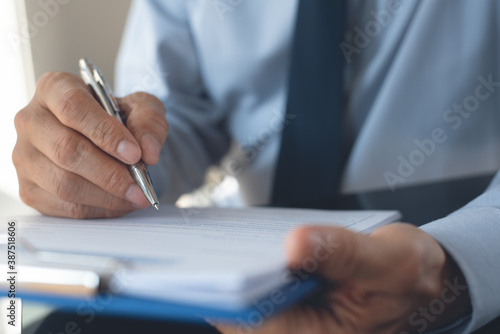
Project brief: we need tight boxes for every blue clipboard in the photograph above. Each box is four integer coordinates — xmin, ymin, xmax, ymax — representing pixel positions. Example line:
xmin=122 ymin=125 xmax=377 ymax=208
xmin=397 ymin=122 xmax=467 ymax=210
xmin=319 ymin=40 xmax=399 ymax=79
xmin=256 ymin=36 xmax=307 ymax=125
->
xmin=18 ymin=277 xmax=320 ymax=324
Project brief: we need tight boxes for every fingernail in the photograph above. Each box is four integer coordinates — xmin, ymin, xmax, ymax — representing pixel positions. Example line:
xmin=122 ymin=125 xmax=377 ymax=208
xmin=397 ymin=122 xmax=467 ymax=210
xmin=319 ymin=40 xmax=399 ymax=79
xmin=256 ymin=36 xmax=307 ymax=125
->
xmin=141 ymin=133 xmax=161 ymax=161
xmin=126 ymin=184 xmax=148 ymax=207
xmin=117 ymin=140 xmax=140 ymax=163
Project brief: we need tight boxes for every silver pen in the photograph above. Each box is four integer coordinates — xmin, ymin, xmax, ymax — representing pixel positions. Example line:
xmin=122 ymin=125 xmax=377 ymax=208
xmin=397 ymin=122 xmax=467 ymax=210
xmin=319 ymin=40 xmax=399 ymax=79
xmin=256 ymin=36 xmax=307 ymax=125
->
xmin=79 ymin=58 xmax=159 ymax=210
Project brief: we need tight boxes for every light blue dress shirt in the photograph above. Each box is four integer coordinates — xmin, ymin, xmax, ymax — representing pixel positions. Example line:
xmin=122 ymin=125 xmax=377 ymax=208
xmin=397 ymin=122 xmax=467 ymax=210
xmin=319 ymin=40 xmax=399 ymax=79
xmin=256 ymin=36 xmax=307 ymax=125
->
xmin=115 ymin=1 xmax=500 ymax=332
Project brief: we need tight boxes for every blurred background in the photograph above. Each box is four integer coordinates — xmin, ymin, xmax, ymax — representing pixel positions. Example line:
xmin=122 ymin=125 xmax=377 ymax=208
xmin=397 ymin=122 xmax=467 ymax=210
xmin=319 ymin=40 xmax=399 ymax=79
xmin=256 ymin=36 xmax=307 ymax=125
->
xmin=0 ymin=0 xmax=241 ymax=219
xmin=0 ymin=0 xmax=131 ymax=216
xmin=0 ymin=1 xmax=134 ymax=330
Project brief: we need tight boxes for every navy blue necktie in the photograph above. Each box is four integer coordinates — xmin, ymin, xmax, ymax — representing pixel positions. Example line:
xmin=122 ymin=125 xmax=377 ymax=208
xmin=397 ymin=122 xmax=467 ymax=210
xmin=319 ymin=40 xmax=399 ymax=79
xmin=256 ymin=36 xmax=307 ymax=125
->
xmin=271 ymin=0 xmax=346 ymax=207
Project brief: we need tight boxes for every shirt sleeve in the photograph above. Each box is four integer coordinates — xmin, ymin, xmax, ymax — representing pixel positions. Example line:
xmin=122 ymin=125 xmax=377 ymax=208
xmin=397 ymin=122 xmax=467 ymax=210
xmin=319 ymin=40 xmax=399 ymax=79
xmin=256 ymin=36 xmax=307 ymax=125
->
xmin=114 ymin=0 xmax=230 ymax=203
xmin=420 ymin=171 xmax=500 ymax=333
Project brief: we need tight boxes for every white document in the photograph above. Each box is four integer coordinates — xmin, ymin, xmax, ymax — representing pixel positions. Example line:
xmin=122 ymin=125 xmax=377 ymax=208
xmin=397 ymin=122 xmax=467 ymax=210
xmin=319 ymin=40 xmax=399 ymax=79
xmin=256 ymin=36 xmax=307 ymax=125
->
xmin=7 ymin=206 xmax=400 ymax=308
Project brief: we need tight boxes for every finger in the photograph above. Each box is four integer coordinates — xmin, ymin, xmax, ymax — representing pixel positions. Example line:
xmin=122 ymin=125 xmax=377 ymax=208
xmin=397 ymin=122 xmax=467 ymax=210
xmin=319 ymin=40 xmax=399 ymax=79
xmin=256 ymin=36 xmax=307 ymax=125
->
xmin=17 ymin=146 xmax=143 ymax=211
xmin=36 ymin=72 xmax=141 ymax=164
xmin=285 ymin=225 xmax=374 ymax=282
xmin=118 ymin=93 xmax=168 ymax=165
xmin=19 ymin=180 xmax=131 ymax=219
xmin=21 ymin=106 xmax=150 ymax=208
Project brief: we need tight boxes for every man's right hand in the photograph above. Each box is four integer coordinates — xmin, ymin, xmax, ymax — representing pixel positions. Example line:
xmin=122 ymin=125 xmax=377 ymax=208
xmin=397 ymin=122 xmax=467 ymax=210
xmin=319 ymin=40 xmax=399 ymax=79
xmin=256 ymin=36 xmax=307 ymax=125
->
xmin=13 ymin=72 xmax=168 ymax=218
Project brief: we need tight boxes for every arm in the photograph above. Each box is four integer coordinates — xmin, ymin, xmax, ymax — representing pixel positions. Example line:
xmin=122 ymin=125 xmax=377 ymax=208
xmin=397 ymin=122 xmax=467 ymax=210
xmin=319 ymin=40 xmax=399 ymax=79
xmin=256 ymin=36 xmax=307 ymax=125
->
xmin=421 ymin=171 xmax=500 ymax=332
xmin=115 ymin=0 xmax=230 ymax=203
xmin=216 ymin=171 xmax=500 ymax=334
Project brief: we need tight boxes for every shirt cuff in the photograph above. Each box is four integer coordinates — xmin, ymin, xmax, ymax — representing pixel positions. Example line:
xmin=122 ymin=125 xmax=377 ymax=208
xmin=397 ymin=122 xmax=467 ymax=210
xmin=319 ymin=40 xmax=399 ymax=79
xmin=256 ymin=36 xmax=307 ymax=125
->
xmin=422 ymin=313 xmax=471 ymax=334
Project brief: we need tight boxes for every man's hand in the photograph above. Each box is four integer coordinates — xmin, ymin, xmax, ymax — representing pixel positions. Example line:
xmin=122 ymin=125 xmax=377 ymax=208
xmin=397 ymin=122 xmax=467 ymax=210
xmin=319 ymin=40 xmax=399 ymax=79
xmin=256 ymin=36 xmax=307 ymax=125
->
xmin=13 ymin=72 xmax=168 ymax=218
xmin=216 ymin=223 xmax=471 ymax=334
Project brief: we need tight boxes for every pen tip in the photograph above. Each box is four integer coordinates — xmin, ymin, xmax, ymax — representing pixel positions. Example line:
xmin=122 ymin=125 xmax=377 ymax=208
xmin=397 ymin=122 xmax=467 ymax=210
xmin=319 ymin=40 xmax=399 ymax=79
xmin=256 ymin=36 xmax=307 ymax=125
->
xmin=154 ymin=203 xmax=159 ymax=210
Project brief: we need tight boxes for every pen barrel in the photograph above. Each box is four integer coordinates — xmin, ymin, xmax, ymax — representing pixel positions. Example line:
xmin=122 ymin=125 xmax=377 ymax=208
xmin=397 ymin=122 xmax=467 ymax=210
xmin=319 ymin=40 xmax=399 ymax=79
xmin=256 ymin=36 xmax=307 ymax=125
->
xmin=79 ymin=58 xmax=159 ymax=209
xmin=129 ymin=162 xmax=159 ymax=206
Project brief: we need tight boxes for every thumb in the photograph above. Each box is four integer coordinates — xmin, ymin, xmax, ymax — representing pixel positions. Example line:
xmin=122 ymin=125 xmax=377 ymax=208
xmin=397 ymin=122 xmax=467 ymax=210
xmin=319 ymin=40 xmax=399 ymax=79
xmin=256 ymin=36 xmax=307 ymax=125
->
xmin=285 ymin=225 xmax=380 ymax=282
xmin=118 ymin=92 xmax=169 ymax=165
xmin=285 ymin=224 xmax=445 ymax=288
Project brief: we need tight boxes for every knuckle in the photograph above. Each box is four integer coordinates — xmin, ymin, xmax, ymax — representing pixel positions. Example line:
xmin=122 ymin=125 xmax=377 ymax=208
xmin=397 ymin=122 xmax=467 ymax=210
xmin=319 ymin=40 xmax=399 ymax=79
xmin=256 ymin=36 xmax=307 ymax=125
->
xmin=127 ymin=110 xmax=168 ymax=141
xmin=98 ymin=167 xmax=129 ymax=196
xmin=52 ymin=133 xmax=90 ymax=170
xmin=65 ymin=202 xmax=91 ymax=219
xmin=57 ymin=87 xmax=90 ymax=125
xmin=128 ymin=92 xmax=163 ymax=108
xmin=53 ymin=170 xmax=79 ymax=202
xmin=144 ymin=93 xmax=166 ymax=113
xmin=89 ymin=117 xmax=121 ymax=149
xmin=39 ymin=71 xmax=76 ymax=88
xmin=126 ymin=92 xmax=166 ymax=115
xmin=63 ymin=194 xmax=126 ymax=219
xmin=11 ymin=144 xmax=23 ymax=169
xmin=131 ymin=91 xmax=151 ymax=103
xmin=13 ymin=108 xmax=32 ymax=132
xmin=19 ymin=182 xmax=35 ymax=208
xmin=150 ymin=111 xmax=169 ymax=133
xmin=37 ymin=72 xmax=62 ymax=89
xmin=37 ymin=72 xmax=72 ymax=96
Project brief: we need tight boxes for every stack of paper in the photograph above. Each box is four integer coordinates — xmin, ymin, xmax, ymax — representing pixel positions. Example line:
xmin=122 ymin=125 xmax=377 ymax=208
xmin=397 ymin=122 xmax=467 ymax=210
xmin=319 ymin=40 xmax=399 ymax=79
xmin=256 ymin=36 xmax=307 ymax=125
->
xmin=2 ymin=206 xmax=399 ymax=321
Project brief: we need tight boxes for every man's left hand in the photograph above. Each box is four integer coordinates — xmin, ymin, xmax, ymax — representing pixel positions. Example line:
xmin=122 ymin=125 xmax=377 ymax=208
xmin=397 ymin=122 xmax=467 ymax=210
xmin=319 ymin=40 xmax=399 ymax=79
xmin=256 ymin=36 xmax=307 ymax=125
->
xmin=216 ymin=223 xmax=471 ymax=334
